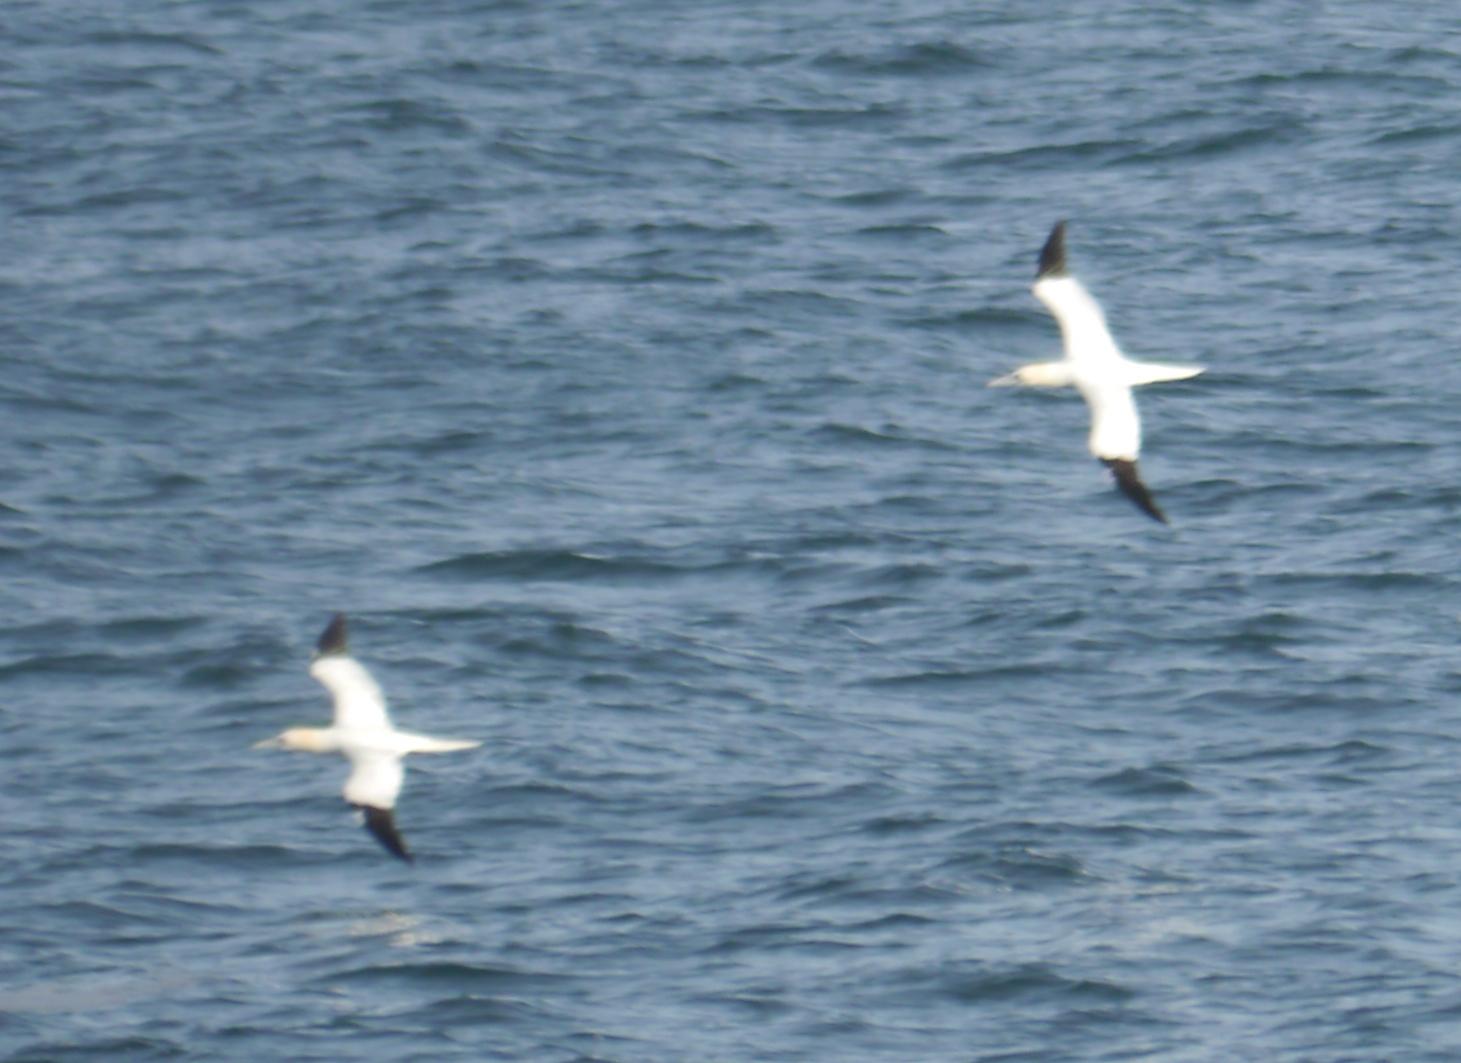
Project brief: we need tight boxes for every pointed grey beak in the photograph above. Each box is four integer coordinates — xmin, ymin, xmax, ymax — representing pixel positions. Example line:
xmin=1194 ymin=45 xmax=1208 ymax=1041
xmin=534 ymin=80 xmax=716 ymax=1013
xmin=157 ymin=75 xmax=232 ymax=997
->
xmin=987 ymin=372 xmax=1021 ymax=387
xmin=252 ymin=735 xmax=285 ymax=750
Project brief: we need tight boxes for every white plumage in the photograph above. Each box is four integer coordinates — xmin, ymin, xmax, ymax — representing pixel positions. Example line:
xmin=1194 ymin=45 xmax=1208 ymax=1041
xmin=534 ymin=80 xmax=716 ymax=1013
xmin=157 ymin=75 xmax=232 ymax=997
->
xmin=254 ymin=614 xmax=480 ymax=862
xmin=989 ymin=221 xmax=1204 ymax=523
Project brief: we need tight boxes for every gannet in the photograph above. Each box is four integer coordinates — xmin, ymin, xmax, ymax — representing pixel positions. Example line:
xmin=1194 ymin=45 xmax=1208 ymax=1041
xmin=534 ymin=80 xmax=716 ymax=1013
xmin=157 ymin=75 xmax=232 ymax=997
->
xmin=254 ymin=614 xmax=480 ymax=863
xmin=989 ymin=221 xmax=1204 ymax=523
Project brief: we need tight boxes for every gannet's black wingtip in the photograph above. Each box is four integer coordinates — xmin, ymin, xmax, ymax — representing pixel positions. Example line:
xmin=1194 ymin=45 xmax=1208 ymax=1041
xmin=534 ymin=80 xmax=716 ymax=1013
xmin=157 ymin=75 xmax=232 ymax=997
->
xmin=1036 ymin=220 xmax=1069 ymax=280
xmin=356 ymin=804 xmax=414 ymax=863
xmin=317 ymin=613 xmax=349 ymax=657
xmin=1100 ymin=458 xmax=1169 ymax=524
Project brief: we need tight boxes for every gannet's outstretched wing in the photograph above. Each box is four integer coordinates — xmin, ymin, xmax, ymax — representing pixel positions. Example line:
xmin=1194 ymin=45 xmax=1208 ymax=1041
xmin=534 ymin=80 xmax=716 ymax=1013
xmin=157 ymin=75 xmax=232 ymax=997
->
xmin=1032 ymin=222 xmax=1123 ymax=367
xmin=344 ymin=748 xmax=411 ymax=862
xmin=1080 ymin=376 xmax=1142 ymax=464
xmin=343 ymin=747 xmax=406 ymax=809
xmin=355 ymin=804 xmax=412 ymax=863
xmin=309 ymin=614 xmax=392 ymax=731
xmin=1102 ymin=459 xmax=1166 ymax=524
xmin=1080 ymin=378 xmax=1167 ymax=524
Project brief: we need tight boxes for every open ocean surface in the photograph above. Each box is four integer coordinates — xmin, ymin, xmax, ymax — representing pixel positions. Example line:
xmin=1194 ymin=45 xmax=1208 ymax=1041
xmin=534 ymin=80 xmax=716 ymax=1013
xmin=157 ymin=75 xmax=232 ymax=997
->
xmin=5 ymin=2 xmax=1461 ymax=1060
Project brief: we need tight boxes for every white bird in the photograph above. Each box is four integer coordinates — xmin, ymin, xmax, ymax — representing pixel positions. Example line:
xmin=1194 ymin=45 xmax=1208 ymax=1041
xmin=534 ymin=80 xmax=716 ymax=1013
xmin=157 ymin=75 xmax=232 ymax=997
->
xmin=989 ymin=221 xmax=1203 ymax=523
xmin=254 ymin=613 xmax=480 ymax=862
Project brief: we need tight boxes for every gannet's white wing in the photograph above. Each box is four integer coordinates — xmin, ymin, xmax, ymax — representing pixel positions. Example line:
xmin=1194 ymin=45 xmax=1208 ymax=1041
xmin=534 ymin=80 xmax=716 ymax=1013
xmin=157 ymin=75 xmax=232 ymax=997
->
xmin=1123 ymin=360 xmax=1204 ymax=386
xmin=1079 ymin=377 xmax=1141 ymax=462
xmin=1080 ymin=378 xmax=1167 ymax=523
xmin=395 ymin=732 xmax=482 ymax=755
xmin=343 ymin=747 xmax=411 ymax=861
xmin=312 ymin=657 xmax=392 ymax=731
xmin=343 ymin=747 xmax=406 ymax=809
xmin=1031 ymin=222 xmax=1123 ymax=368
xmin=1034 ymin=276 xmax=1124 ymax=367
xmin=308 ymin=614 xmax=393 ymax=731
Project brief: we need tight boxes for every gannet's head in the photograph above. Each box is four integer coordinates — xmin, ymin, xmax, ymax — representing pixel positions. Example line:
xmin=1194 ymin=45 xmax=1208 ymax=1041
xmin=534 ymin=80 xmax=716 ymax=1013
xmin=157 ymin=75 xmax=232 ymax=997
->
xmin=987 ymin=363 xmax=1070 ymax=388
xmin=252 ymin=727 xmax=338 ymax=754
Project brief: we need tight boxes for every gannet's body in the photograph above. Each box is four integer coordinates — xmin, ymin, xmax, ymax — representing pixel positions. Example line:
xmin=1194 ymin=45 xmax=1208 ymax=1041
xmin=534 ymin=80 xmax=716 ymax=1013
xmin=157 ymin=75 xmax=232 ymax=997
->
xmin=989 ymin=221 xmax=1203 ymax=523
xmin=254 ymin=614 xmax=479 ymax=862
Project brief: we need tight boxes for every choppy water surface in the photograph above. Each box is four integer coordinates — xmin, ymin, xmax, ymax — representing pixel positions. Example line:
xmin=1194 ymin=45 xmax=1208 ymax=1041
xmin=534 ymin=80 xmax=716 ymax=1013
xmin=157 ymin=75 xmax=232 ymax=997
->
xmin=5 ymin=2 xmax=1461 ymax=1060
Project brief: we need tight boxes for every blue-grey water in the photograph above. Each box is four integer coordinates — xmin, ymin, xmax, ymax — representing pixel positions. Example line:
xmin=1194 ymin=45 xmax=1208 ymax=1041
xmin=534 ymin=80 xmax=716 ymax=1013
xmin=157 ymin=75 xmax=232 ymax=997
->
xmin=4 ymin=2 xmax=1461 ymax=1060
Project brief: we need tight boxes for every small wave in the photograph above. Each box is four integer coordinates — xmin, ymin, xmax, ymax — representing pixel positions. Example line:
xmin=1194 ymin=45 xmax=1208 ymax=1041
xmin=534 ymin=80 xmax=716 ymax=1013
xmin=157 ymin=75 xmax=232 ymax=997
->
xmin=2 ymin=1033 xmax=186 ymax=1056
xmin=860 ymin=812 xmax=948 ymax=836
xmin=811 ymin=41 xmax=988 ymax=77
xmin=0 ymin=651 xmax=138 ymax=680
xmin=696 ymin=102 xmax=905 ymax=129
xmin=902 ymin=305 xmax=1033 ymax=332
xmin=825 ymin=186 xmax=916 ymax=208
xmin=1090 ymin=764 xmax=1199 ymax=798
xmin=628 ymin=220 xmax=776 ymax=244
xmin=936 ymin=962 xmax=1136 ymax=1006
xmin=74 ymin=186 xmax=189 ymax=212
xmin=129 ymin=841 xmax=302 ymax=868
xmin=1211 ymin=739 xmax=1390 ymax=767
xmin=402 ymin=994 xmax=564 ymax=1025
xmin=416 ymin=549 xmax=684 ymax=583
xmin=341 ymin=98 xmax=474 ymax=138
xmin=936 ymin=846 xmax=1090 ymax=891
xmin=811 ymin=593 xmax=912 ymax=614
xmin=84 ymin=30 xmax=222 ymax=57
xmin=686 ymin=988 xmax=796 ymax=1020
xmin=327 ymin=960 xmax=571 ymax=991
xmin=1124 ymin=121 xmax=1304 ymax=163
xmin=861 ymin=664 xmax=1055 ymax=688
xmin=852 ymin=222 xmax=950 ymax=244
xmin=1369 ymin=121 xmax=1461 ymax=146
xmin=810 ymin=421 xmax=952 ymax=451
xmin=1267 ymin=570 xmax=1434 ymax=593
xmin=499 ymin=620 xmax=622 ymax=664
xmin=706 ymin=370 xmax=768 ymax=392
xmin=940 ymin=138 xmax=1143 ymax=173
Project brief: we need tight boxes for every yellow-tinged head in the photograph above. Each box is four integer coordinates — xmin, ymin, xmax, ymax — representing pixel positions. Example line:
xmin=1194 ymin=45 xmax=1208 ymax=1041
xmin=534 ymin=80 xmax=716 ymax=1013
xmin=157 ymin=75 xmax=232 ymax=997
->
xmin=252 ymin=726 xmax=340 ymax=754
xmin=987 ymin=361 xmax=1075 ymax=388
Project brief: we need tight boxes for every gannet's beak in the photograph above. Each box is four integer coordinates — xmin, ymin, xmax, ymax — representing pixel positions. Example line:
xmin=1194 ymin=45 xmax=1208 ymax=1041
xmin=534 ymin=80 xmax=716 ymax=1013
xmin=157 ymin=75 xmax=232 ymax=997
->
xmin=252 ymin=735 xmax=285 ymax=750
xmin=987 ymin=372 xmax=1021 ymax=387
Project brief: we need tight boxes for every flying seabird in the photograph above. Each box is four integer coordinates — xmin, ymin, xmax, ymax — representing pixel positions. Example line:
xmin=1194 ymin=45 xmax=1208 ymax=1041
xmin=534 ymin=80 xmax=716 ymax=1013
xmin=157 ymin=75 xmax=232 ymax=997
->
xmin=989 ymin=221 xmax=1204 ymax=523
xmin=254 ymin=613 xmax=480 ymax=862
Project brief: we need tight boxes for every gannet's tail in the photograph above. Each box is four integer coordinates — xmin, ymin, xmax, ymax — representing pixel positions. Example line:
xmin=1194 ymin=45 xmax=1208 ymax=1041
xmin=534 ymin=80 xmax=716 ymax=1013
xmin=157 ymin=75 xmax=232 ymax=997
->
xmin=1124 ymin=361 xmax=1204 ymax=387
xmin=399 ymin=733 xmax=482 ymax=755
